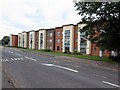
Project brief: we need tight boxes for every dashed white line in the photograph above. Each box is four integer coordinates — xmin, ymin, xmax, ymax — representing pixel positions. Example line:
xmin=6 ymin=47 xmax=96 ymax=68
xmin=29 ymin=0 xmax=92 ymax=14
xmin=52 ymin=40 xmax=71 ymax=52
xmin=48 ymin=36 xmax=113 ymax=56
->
xmin=42 ymin=63 xmax=78 ymax=73
xmin=93 ymin=74 xmax=107 ymax=79
xmin=1 ymin=58 xmax=24 ymax=62
xmin=10 ymin=52 xmax=13 ymax=54
xmin=15 ymin=53 xmax=22 ymax=56
xmin=42 ymin=63 xmax=53 ymax=67
xmin=53 ymin=64 xmax=78 ymax=73
xmin=4 ymin=59 xmax=9 ymax=62
xmin=14 ymin=58 xmax=19 ymax=60
xmin=102 ymin=81 xmax=120 ymax=88
xmin=25 ymin=56 xmax=37 ymax=61
xmin=11 ymin=58 xmax=14 ymax=60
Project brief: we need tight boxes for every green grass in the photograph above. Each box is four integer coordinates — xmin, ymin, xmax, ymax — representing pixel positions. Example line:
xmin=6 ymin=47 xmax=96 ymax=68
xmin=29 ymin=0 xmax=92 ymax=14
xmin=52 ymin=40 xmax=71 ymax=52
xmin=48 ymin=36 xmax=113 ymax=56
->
xmin=19 ymin=48 xmax=118 ymax=64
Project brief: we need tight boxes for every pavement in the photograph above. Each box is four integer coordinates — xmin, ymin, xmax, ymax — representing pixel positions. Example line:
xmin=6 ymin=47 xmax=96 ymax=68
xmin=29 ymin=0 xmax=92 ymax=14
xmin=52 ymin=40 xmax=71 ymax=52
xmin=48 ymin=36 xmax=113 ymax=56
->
xmin=1 ymin=47 xmax=120 ymax=88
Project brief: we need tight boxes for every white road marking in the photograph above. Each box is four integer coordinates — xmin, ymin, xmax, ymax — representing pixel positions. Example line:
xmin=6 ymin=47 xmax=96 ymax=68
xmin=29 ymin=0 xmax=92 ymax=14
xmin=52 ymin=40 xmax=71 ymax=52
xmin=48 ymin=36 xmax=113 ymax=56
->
xmin=5 ymin=59 xmax=9 ymax=62
xmin=42 ymin=63 xmax=78 ymax=73
xmin=2 ymin=59 xmax=8 ymax=62
xmin=14 ymin=58 xmax=18 ymax=60
xmin=42 ymin=63 xmax=53 ymax=67
xmin=10 ymin=52 xmax=13 ymax=54
xmin=25 ymin=56 xmax=37 ymax=61
xmin=1 ymin=58 xmax=24 ymax=62
xmin=11 ymin=58 xmax=14 ymax=60
xmin=18 ymin=58 xmax=23 ymax=60
xmin=102 ymin=81 xmax=120 ymax=88
xmin=15 ymin=53 xmax=21 ymax=56
xmin=0 ymin=59 xmax=3 ymax=61
xmin=93 ymin=74 xmax=107 ymax=79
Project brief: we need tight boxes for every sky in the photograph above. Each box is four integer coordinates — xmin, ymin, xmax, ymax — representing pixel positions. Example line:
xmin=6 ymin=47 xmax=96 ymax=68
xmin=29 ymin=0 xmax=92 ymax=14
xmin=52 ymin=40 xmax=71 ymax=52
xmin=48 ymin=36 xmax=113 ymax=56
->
xmin=0 ymin=0 xmax=82 ymax=40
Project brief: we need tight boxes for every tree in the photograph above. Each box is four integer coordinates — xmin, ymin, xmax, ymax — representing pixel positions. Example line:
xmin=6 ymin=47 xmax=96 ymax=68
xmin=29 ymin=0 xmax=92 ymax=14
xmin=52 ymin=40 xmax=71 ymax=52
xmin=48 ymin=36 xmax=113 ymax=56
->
xmin=74 ymin=1 xmax=120 ymax=57
xmin=2 ymin=36 xmax=10 ymax=45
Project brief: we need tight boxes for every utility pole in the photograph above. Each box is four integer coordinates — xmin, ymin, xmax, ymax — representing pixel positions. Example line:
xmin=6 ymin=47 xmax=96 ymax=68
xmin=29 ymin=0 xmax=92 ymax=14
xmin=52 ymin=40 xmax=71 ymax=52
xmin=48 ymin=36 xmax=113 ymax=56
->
xmin=99 ymin=29 xmax=104 ymax=61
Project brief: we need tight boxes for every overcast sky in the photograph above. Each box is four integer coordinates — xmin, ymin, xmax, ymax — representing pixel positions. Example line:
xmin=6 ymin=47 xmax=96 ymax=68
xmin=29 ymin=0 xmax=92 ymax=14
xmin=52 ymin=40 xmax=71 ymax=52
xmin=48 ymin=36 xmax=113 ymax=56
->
xmin=0 ymin=0 xmax=81 ymax=39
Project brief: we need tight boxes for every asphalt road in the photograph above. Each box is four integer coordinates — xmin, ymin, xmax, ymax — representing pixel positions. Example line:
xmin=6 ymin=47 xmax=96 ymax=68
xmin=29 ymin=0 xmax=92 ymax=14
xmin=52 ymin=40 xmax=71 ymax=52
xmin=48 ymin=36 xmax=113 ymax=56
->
xmin=1 ymin=47 xmax=119 ymax=88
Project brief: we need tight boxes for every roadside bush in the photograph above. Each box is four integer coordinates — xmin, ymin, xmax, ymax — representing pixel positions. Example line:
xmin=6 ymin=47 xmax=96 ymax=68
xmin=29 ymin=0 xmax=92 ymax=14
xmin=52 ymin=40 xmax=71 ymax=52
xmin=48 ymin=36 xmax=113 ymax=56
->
xmin=41 ymin=49 xmax=52 ymax=52
xmin=109 ymin=56 xmax=120 ymax=62
xmin=64 ymin=51 xmax=71 ymax=54
xmin=72 ymin=51 xmax=82 ymax=55
xmin=17 ymin=46 xmax=23 ymax=48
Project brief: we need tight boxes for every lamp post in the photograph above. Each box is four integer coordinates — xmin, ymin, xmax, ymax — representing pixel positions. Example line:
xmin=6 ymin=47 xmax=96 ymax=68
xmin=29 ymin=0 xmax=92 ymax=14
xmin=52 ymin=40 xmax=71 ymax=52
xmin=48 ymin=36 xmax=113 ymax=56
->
xmin=99 ymin=29 xmax=104 ymax=61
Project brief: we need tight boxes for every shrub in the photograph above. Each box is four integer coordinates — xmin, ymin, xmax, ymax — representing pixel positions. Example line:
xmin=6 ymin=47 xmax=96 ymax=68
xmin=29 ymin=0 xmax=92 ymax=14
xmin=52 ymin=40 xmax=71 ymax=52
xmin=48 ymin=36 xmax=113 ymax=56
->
xmin=18 ymin=46 xmax=22 ymax=48
xmin=41 ymin=49 xmax=52 ymax=52
xmin=109 ymin=56 xmax=120 ymax=62
xmin=72 ymin=51 xmax=82 ymax=55
xmin=64 ymin=51 xmax=71 ymax=54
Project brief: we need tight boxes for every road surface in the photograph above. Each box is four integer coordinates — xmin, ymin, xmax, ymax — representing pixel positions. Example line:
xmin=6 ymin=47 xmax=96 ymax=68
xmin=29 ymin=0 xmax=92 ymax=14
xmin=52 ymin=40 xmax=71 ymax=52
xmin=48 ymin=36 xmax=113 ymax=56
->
xmin=1 ymin=47 xmax=119 ymax=88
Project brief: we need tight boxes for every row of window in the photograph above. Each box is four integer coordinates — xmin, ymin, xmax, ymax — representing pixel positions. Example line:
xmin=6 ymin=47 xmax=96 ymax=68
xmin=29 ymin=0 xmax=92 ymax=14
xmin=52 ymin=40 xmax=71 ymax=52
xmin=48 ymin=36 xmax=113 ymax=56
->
xmin=47 ymin=32 xmax=53 ymax=37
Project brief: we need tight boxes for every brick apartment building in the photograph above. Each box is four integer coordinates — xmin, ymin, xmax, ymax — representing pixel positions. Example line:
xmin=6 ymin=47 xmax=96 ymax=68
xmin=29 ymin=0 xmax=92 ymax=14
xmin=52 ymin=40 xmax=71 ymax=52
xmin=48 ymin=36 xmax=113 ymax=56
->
xmin=77 ymin=23 xmax=91 ymax=55
xmin=35 ymin=30 xmax=39 ymax=50
xmin=29 ymin=30 xmax=35 ymax=49
xmin=21 ymin=31 xmax=28 ymax=48
xmin=89 ymin=23 xmax=111 ymax=57
xmin=55 ymin=27 xmax=63 ymax=52
xmin=14 ymin=22 xmax=111 ymax=57
xmin=91 ymin=44 xmax=111 ymax=57
xmin=46 ymin=28 xmax=55 ymax=51
xmin=38 ymin=29 xmax=46 ymax=50
xmin=18 ymin=33 xmax=22 ymax=47
xmin=10 ymin=34 xmax=18 ymax=47
xmin=74 ymin=25 xmax=78 ymax=52
xmin=63 ymin=24 xmax=75 ymax=53
xmin=27 ymin=32 xmax=29 ymax=48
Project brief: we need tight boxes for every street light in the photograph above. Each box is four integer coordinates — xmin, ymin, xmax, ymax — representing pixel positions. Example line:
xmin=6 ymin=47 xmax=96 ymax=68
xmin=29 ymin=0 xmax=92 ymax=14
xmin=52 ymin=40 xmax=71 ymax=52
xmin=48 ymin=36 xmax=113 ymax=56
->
xmin=99 ymin=29 xmax=104 ymax=61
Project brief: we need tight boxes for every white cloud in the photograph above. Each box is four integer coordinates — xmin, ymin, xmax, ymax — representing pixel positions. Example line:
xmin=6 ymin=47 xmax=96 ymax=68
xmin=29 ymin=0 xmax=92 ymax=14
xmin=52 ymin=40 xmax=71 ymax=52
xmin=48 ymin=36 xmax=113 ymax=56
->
xmin=0 ymin=0 xmax=81 ymax=39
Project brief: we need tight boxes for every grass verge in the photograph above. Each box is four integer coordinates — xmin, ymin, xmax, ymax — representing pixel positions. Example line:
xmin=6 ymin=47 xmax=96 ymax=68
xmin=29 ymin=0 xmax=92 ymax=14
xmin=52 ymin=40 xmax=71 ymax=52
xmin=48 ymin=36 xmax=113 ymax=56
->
xmin=18 ymin=48 xmax=119 ymax=64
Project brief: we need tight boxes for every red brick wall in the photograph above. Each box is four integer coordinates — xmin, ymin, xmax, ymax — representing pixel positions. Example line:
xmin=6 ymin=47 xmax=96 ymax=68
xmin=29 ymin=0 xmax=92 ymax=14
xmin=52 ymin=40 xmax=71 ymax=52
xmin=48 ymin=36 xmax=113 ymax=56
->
xmin=91 ymin=44 xmax=99 ymax=56
xmin=91 ymin=44 xmax=111 ymax=57
xmin=27 ymin=32 xmax=29 ymax=48
xmin=35 ymin=31 xmax=39 ymax=50
xmin=46 ymin=29 xmax=55 ymax=51
xmin=74 ymin=25 xmax=78 ymax=52
xmin=103 ymin=50 xmax=111 ymax=57
xmin=90 ymin=29 xmax=111 ymax=57
xmin=55 ymin=27 xmax=63 ymax=52
xmin=12 ymin=35 xmax=18 ymax=47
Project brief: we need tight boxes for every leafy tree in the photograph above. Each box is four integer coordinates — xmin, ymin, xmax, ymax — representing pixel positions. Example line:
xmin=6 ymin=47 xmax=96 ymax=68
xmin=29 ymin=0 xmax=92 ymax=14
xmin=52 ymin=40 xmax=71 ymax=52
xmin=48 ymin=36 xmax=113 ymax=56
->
xmin=2 ymin=36 xmax=10 ymax=45
xmin=74 ymin=1 xmax=120 ymax=57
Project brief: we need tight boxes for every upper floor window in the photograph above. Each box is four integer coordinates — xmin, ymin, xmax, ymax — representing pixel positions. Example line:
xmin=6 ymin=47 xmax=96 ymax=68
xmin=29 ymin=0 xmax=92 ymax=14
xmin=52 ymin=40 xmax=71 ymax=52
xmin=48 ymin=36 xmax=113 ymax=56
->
xmin=50 ymin=39 xmax=52 ymax=43
xmin=22 ymin=35 xmax=24 ymax=38
xmin=76 ymin=30 xmax=78 ymax=34
xmin=50 ymin=33 xmax=52 ymax=37
xmin=65 ymin=30 xmax=70 ymax=37
xmin=40 ymin=33 xmax=43 ymax=37
xmin=57 ymin=32 xmax=60 ymax=36
xmin=57 ymin=39 xmax=60 ymax=43
xmin=80 ymin=32 xmax=86 ymax=38
xmin=30 ymin=34 xmax=32 ymax=39
xmin=76 ymin=38 xmax=78 ymax=42
xmin=62 ymin=39 xmax=63 ymax=42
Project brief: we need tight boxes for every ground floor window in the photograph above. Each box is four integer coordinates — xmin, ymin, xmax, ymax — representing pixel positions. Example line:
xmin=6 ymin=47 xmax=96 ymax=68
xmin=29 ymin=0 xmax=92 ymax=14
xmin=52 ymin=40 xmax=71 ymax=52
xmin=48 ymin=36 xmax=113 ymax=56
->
xmin=57 ymin=46 xmax=60 ymax=51
xmin=50 ymin=46 xmax=52 ymax=50
xmin=80 ymin=48 xmax=86 ymax=54
xmin=94 ymin=48 xmax=96 ymax=53
xmin=65 ymin=47 xmax=70 ymax=52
